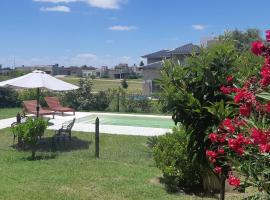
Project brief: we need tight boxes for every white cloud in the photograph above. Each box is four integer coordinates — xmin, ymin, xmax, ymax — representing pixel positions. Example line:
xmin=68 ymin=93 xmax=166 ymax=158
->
xmin=34 ymin=0 xmax=125 ymax=9
xmin=108 ymin=25 xmax=137 ymax=31
xmin=192 ymin=24 xmax=208 ymax=31
xmin=75 ymin=53 xmax=97 ymax=59
xmin=40 ymin=5 xmax=71 ymax=12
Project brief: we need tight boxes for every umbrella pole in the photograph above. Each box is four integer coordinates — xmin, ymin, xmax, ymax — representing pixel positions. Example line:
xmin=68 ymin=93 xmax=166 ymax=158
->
xmin=36 ymin=88 xmax=40 ymax=118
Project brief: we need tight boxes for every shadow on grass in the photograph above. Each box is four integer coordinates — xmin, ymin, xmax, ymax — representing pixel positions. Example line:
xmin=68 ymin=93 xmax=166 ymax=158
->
xmin=23 ymin=153 xmax=58 ymax=161
xmin=37 ymin=136 xmax=92 ymax=152
xmin=157 ymin=177 xmax=217 ymax=199
xmin=13 ymin=136 xmax=92 ymax=160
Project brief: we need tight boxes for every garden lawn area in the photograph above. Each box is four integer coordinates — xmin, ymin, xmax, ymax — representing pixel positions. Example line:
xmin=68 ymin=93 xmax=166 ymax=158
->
xmin=0 ymin=107 xmax=21 ymax=120
xmin=59 ymin=77 xmax=143 ymax=93
xmin=0 ymin=128 xmax=218 ymax=200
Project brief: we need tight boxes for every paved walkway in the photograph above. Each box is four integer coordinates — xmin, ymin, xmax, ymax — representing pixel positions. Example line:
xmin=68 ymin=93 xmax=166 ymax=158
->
xmin=0 ymin=112 xmax=171 ymax=136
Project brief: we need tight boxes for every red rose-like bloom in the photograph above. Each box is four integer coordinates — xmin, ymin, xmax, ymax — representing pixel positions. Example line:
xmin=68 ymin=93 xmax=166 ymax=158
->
xmin=259 ymin=143 xmax=270 ymax=153
xmin=251 ymin=128 xmax=267 ymax=145
xmin=222 ymin=118 xmax=235 ymax=133
xmin=206 ymin=150 xmax=217 ymax=158
xmin=209 ymin=133 xmax=219 ymax=143
xmin=260 ymin=65 xmax=270 ymax=87
xmin=266 ymin=30 xmax=270 ymax=42
xmin=214 ymin=166 xmax=222 ymax=174
xmin=239 ymin=104 xmax=251 ymax=117
xmin=251 ymin=41 xmax=264 ymax=56
xmin=265 ymin=102 xmax=270 ymax=113
xmin=217 ymin=148 xmax=225 ymax=155
xmin=226 ymin=75 xmax=233 ymax=83
xmin=228 ymin=175 xmax=240 ymax=187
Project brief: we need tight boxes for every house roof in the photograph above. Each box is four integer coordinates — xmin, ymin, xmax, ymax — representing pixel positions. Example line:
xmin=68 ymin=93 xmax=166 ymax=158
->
xmin=171 ymin=43 xmax=200 ymax=54
xmin=142 ymin=43 xmax=200 ymax=59
xmin=141 ymin=61 xmax=163 ymax=69
xmin=142 ymin=50 xmax=171 ymax=59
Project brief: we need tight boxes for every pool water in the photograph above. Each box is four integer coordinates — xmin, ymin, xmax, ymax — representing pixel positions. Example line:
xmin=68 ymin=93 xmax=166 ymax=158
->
xmin=77 ymin=114 xmax=174 ymax=129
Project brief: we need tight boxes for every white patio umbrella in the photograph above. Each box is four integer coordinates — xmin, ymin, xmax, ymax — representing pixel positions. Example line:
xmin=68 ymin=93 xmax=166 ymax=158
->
xmin=0 ymin=70 xmax=79 ymax=117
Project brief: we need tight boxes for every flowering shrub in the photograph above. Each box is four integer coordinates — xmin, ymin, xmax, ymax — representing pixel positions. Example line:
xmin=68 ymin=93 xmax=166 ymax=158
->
xmin=206 ymin=31 xmax=270 ymax=198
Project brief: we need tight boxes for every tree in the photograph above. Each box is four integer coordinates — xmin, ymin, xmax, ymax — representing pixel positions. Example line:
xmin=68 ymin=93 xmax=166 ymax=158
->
xmin=63 ymin=78 xmax=95 ymax=111
xmin=121 ymin=79 xmax=128 ymax=89
xmin=159 ymin=42 xmax=238 ymax=193
xmin=219 ymin=28 xmax=262 ymax=52
xmin=139 ymin=61 xmax=144 ymax=66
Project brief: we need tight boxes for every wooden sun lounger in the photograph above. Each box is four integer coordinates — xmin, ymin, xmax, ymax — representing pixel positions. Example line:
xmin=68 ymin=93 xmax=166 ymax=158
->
xmin=23 ymin=100 xmax=55 ymax=118
xmin=45 ymin=97 xmax=75 ymax=116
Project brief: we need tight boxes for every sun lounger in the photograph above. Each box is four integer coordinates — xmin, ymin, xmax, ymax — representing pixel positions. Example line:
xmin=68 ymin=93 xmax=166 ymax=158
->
xmin=45 ymin=97 xmax=75 ymax=116
xmin=23 ymin=100 xmax=55 ymax=118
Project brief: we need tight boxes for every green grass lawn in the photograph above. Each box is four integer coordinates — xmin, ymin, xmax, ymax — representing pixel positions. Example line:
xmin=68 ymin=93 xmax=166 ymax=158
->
xmin=0 ymin=128 xmax=250 ymax=200
xmin=0 ymin=107 xmax=21 ymax=120
xmin=0 ymin=128 xmax=218 ymax=200
xmin=59 ymin=77 xmax=143 ymax=93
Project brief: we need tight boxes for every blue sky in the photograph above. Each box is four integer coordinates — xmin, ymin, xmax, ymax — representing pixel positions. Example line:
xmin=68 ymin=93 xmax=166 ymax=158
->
xmin=0 ymin=0 xmax=270 ymax=68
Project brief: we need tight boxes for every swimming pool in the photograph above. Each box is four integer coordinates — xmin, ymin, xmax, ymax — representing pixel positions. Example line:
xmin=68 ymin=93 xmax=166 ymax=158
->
xmin=76 ymin=114 xmax=174 ymax=129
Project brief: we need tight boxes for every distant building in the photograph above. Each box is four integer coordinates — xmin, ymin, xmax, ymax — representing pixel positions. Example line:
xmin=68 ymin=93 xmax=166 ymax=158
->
xmin=141 ymin=43 xmax=200 ymax=95
xmin=0 ymin=66 xmax=12 ymax=76
xmin=113 ymin=63 xmax=130 ymax=79
xmin=15 ymin=64 xmax=59 ymax=75
xmin=81 ymin=66 xmax=98 ymax=77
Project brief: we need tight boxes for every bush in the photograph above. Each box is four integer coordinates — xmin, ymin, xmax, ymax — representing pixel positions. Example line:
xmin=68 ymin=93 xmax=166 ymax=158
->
xmin=63 ymin=78 xmax=95 ymax=111
xmin=153 ymin=126 xmax=203 ymax=192
xmin=12 ymin=117 xmax=48 ymax=159
xmin=0 ymin=88 xmax=21 ymax=108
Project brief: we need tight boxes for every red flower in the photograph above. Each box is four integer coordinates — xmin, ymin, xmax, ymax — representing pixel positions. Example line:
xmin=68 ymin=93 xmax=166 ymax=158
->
xmin=259 ymin=143 xmax=270 ymax=153
xmin=219 ymin=134 xmax=227 ymax=143
xmin=226 ymin=75 xmax=233 ymax=83
xmin=217 ymin=148 xmax=225 ymax=155
xmin=214 ymin=166 xmax=222 ymax=174
xmin=209 ymin=133 xmax=219 ymax=143
xmin=266 ymin=30 xmax=270 ymax=42
xmin=260 ymin=65 xmax=270 ymax=87
xmin=222 ymin=118 xmax=235 ymax=133
xmin=228 ymin=175 xmax=240 ymax=187
xmin=206 ymin=150 xmax=217 ymax=158
xmin=265 ymin=102 xmax=270 ymax=113
xmin=251 ymin=128 xmax=267 ymax=145
xmin=251 ymin=41 xmax=264 ymax=56
xmin=239 ymin=104 xmax=251 ymax=117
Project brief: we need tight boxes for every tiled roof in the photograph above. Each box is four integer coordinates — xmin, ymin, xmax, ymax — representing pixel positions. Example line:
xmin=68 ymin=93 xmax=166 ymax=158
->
xmin=142 ymin=50 xmax=171 ymax=59
xmin=142 ymin=43 xmax=200 ymax=59
xmin=142 ymin=61 xmax=163 ymax=69
xmin=171 ymin=43 xmax=200 ymax=54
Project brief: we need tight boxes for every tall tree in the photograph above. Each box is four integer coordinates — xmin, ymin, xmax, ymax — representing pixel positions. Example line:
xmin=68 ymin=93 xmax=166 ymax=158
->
xmin=219 ymin=28 xmax=262 ymax=52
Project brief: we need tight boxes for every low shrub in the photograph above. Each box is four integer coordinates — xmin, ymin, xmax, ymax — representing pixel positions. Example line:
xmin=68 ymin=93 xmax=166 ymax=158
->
xmin=12 ymin=117 xmax=48 ymax=159
xmin=153 ymin=126 xmax=203 ymax=192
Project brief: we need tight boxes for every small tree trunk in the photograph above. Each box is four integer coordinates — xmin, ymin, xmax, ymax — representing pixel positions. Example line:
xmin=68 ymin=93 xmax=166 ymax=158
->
xmin=220 ymin=175 xmax=226 ymax=200
xmin=31 ymin=145 xmax=36 ymax=160
xmin=32 ymin=150 xmax=35 ymax=160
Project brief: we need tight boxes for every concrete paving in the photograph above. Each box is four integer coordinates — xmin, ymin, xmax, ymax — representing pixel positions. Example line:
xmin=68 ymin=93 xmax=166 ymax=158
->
xmin=0 ymin=112 xmax=171 ymax=136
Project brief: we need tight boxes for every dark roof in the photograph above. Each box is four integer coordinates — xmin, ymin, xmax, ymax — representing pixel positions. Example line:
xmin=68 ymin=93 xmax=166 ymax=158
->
xmin=171 ymin=43 xmax=200 ymax=54
xmin=141 ymin=61 xmax=163 ymax=69
xmin=142 ymin=50 xmax=171 ymax=59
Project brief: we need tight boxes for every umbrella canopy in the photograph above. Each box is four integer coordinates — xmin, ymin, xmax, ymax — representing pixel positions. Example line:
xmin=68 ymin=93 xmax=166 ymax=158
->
xmin=0 ymin=70 xmax=78 ymax=91
xmin=0 ymin=70 xmax=79 ymax=117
